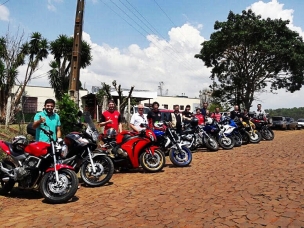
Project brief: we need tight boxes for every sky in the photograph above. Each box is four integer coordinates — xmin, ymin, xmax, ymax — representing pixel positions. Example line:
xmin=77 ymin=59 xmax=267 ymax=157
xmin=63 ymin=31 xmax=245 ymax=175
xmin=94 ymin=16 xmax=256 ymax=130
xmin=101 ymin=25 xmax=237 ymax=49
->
xmin=1 ymin=0 xmax=304 ymax=110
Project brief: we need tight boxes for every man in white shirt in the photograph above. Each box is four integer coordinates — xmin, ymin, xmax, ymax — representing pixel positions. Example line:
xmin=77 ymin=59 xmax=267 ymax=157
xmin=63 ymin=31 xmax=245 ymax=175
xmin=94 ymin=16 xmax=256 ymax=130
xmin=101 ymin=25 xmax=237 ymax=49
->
xmin=130 ymin=104 xmax=148 ymax=132
xmin=255 ymin=104 xmax=266 ymax=118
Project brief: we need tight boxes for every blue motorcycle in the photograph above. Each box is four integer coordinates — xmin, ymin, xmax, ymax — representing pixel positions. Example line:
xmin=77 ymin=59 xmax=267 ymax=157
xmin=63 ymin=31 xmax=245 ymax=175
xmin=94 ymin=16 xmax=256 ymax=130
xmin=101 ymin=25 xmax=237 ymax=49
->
xmin=153 ymin=122 xmax=192 ymax=167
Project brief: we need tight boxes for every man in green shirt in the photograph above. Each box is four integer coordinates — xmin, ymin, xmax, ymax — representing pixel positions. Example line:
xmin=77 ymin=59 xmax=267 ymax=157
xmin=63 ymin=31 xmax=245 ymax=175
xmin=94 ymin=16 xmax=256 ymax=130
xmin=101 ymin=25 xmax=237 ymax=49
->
xmin=33 ymin=99 xmax=62 ymax=143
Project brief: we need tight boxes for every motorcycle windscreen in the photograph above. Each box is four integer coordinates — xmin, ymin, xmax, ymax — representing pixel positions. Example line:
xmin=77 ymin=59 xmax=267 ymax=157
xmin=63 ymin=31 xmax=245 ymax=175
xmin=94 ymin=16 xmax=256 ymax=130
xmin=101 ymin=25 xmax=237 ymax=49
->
xmin=83 ymin=111 xmax=99 ymax=141
xmin=83 ymin=111 xmax=97 ymax=130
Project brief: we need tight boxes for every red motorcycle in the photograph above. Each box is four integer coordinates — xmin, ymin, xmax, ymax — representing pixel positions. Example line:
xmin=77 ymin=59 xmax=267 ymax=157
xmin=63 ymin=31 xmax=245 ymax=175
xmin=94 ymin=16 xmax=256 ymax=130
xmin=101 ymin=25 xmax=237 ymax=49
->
xmin=0 ymin=126 xmax=79 ymax=204
xmin=100 ymin=128 xmax=165 ymax=172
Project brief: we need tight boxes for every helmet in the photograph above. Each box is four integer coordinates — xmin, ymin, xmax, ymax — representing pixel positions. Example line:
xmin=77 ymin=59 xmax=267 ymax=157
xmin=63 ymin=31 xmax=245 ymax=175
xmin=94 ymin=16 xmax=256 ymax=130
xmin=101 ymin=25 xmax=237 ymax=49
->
xmin=190 ymin=117 xmax=199 ymax=127
xmin=106 ymin=128 xmax=117 ymax=138
xmin=12 ymin=135 xmax=28 ymax=151
xmin=154 ymin=121 xmax=163 ymax=128
xmin=205 ymin=117 xmax=213 ymax=125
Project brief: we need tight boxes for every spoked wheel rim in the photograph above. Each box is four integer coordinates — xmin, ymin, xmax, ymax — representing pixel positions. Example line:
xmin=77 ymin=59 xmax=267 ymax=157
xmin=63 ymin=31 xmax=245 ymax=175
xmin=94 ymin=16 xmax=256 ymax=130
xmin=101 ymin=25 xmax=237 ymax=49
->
xmin=82 ymin=159 xmax=109 ymax=183
xmin=221 ymin=137 xmax=232 ymax=146
xmin=46 ymin=173 xmax=72 ymax=195
xmin=173 ymin=148 xmax=189 ymax=162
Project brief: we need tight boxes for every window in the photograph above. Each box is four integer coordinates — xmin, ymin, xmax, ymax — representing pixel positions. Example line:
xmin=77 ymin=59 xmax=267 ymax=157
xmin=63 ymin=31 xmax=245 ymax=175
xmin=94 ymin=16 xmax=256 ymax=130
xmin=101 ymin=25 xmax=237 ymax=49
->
xmin=22 ymin=97 xmax=38 ymax=113
xmin=163 ymin=104 xmax=168 ymax=109
xmin=180 ymin=105 xmax=184 ymax=110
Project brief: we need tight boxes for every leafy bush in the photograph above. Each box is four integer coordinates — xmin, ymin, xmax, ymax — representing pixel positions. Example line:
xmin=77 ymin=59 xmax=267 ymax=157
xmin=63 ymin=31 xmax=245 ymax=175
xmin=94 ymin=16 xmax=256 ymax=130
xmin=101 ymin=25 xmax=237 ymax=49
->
xmin=56 ymin=94 xmax=80 ymax=136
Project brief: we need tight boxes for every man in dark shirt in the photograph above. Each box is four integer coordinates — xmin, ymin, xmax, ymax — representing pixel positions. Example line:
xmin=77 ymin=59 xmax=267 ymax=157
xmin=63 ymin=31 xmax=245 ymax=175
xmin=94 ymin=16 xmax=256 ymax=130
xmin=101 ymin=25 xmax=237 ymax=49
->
xmin=169 ymin=105 xmax=182 ymax=133
xmin=200 ymin=102 xmax=208 ymax=117
xmin=182 ymin=105 xmax=193 ymax=124
xmin=147 ymin=101 xmax=162 ymax=128
xmin=230 ymin=105 xmax=242 ymax=120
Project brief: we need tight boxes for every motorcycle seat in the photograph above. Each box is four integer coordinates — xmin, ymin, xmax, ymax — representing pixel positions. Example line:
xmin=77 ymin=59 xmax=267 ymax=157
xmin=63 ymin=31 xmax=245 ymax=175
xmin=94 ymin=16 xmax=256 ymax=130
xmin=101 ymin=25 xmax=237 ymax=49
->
xmin=5 ymin=142 xmax=26 ymax=159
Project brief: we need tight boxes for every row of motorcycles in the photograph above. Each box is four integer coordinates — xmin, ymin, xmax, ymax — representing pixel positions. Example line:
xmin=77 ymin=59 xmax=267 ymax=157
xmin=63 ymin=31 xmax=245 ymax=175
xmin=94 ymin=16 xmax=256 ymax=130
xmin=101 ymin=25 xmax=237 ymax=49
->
xmin=0 ymin=111 xmax=273 ymax=204
xmin=179 ymin=114 xmax=274 ymax=151
xmin=0 ymin=111 xmax=191 ymax=204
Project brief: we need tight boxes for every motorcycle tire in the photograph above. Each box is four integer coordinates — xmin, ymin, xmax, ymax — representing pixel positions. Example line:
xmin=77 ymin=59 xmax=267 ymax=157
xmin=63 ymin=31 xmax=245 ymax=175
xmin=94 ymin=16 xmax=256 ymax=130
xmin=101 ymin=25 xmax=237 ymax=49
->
xmin=232 ymin=133 xmax=242 ymax=147
xmin=240 ymin=131 xmax=250 ymax=145
xmin=204 ymin=136 xmax=219 ymax=152
xmin=261 ymin=128 xmax=274 ymax=141
xmin=218 ymin=135 xmax=235 ymax=150
xmin=249 ymin=131 xmax=262 ymax=143
xmin=40 ymin=169 xmax=79 ymax=204
xmin=169 ymin=146 xmax=192 ymax=167
xmin=0 ymin=161 xmax=15 ymax=195
xmin=140 ymin=149 xmax=165 ymax=172
xmin=80 ymin=155 xmax=114 ymax=187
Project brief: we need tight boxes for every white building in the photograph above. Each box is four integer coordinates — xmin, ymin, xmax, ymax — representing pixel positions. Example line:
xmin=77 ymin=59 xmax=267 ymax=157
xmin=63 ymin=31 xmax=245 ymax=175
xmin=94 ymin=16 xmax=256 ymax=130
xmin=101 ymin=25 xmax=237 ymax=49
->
xmin=12 ymin=85 xmax=88 ymax=112
xmin=141 ymin=96 xmax=200 ymax=112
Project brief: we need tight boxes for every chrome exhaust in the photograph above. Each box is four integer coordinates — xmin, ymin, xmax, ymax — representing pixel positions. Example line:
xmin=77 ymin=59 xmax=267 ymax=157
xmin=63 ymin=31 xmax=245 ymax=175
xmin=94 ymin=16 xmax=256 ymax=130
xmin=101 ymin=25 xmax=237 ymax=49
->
xmin=0 ymin=162 xmax=16 ymax=179
xmin=2 ymin=177 xmax=9 ymax=182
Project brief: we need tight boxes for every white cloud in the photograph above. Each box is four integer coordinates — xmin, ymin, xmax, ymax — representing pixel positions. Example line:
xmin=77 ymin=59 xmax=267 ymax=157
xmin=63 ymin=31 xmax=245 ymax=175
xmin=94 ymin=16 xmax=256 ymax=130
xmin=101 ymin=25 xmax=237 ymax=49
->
xmin=247 ymin=0 xmax=304 ymax=37
xmin=0 ymin=5 xmax=9 ymax=21
xmin=47 ymin=0 xmax=63 ymax=12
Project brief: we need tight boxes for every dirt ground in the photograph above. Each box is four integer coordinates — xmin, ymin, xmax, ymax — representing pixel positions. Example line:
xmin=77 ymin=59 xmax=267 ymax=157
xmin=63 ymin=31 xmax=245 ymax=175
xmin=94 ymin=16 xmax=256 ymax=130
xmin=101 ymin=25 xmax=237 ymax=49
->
xmin=0 ymin=130 xmax=303 ymax=228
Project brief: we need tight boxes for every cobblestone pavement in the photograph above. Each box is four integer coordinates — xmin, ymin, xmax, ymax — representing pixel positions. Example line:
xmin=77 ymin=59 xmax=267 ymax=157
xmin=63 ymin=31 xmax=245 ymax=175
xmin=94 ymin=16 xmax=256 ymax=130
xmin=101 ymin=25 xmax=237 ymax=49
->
xmin=0 ymin=130 xmax=303 ymax=228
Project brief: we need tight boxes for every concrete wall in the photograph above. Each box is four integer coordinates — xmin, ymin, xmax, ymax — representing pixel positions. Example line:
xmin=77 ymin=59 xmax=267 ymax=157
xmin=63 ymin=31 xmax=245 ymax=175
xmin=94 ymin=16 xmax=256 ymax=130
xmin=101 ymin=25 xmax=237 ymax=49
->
xmin=12 ymin=85 xmax=88 ymax=111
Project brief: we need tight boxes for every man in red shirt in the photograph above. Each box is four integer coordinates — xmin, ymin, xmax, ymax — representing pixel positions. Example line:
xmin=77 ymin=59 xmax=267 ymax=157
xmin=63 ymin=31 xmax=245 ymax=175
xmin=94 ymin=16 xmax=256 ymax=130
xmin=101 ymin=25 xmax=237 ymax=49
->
xmin=99 ymin=100 xmax=122 ymax=134
xmin=194 ymin=108 xmax=204 ymax=125
xmin=211 ymin=107 xmax=222 ymax=122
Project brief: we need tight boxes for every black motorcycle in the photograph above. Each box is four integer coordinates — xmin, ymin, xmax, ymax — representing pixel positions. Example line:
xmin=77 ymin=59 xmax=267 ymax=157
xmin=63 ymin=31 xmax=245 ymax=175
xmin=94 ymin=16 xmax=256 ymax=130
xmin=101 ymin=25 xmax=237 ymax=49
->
xmin=60 ymin=111 xmax=114 ymax=187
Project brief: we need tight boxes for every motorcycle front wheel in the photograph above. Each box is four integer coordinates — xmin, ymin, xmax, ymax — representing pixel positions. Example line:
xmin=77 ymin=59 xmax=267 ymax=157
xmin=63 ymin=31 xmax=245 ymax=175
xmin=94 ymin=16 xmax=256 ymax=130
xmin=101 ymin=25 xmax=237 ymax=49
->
xmin=232 ymin=133 xmax=242 ymax=147
xmin=40 ymin=169 xmax=78 ymax=204
xmin=140 ymin=149 xmax=165 ymax=172
xmin=249 ymin=131 xmax=262 ymax=143
xmin=204 ymin=136 xmax=219 ymax=152
xmin=218 ymin=135 xmax=235 ymax=150
xmin=169 ymin=146 xmax=192 ymax=167
xmin=261 ymin=128 xmax=274 ymax=140
xmin=80 ymin=155 xmax=114 ymax=187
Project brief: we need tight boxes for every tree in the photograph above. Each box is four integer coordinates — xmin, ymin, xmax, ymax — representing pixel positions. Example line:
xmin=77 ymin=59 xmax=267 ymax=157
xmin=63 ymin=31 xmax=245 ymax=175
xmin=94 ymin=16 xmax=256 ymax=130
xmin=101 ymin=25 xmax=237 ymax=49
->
xmin=195 ymin=10 xmax=304 ymax=110
xmin=14 ymin=32 xmax=49 ymax=106
xmin=48 ymin=34 xmax=92 ymax=100
xmin=0 ymin=30 xmax=27 ymax=123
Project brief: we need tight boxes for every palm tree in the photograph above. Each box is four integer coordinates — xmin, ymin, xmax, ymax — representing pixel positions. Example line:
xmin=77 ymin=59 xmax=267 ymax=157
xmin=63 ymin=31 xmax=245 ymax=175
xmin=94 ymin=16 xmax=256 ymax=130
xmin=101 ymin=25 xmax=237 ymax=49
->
xmin=48 ymin=34 xmax=92 ymax=100
xmin=14 ymin=32 xmax=49 ymax=106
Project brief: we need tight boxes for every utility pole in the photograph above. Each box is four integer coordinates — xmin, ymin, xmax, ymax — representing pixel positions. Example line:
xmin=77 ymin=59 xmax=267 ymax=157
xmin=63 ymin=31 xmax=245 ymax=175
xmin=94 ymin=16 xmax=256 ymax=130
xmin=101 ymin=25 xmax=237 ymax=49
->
xmin=69 ymin=0 xmax=85 ymax=106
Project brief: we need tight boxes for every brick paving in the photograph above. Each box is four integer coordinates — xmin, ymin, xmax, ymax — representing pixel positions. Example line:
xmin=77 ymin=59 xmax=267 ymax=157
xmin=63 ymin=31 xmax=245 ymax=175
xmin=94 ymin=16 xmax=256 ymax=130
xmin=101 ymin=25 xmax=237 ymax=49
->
xmin=0 ymin=130 xmax=303 ymax=228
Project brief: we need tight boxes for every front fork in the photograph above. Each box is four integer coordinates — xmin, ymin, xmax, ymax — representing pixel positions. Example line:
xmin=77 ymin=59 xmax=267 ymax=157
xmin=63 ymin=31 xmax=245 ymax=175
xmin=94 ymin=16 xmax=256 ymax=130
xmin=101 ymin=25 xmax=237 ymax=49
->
xmin=51 ymin=142 xmax=60 ymax=182
xmin=87 ymin=148 xmax=97 ymax=173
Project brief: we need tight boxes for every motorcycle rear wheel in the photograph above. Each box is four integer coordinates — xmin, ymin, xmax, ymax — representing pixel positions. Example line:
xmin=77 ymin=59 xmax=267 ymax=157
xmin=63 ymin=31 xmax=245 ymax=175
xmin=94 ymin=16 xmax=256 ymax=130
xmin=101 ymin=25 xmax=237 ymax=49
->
xmin=140 ymin=149 xmax=165 ymax=172
xmin=0 ymin=161 xmax=15 ymax=195
xmin=80 ymin=155 xmax=114 ymax=187
xmin=169 ymin=146 xmax=192 ymax=167
xmin=40 ymin=169 xmax=78 ymax=204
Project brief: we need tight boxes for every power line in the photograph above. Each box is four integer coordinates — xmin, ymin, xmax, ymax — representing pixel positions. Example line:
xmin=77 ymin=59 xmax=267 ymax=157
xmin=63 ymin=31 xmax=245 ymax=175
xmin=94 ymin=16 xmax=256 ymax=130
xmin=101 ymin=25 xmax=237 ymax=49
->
xmin=0 ymin=0 xmax=10 ymax=6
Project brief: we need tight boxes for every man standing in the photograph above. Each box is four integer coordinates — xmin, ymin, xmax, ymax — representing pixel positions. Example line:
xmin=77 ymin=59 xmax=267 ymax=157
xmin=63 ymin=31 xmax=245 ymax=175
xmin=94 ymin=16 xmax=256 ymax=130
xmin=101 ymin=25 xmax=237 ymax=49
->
xmin=99 ymin=100 xmax=122 ymax=134
xmin=255 ymin=104 xmax=266 ymax=118
xmin=200 ymin=102 xmax=208 ymax=116
xmin=169 ymin=105 xmax=182 ymax=133
xmin=211 ymin=107 xmax=222 ymax=122
xmin=230 ymin=105 xmax=242 ymax=120
xmin=194 ymin=108 xmax=204 ymax=125
xmin=130 ymin=104 xmax=148 ymax=132
xmin=33 ymin=99 xmax=61 ymax=143
xmin=147 ymin=101 xmax=162 ymax=128
xmin=182 ymin=105 xmax=193 ymax=124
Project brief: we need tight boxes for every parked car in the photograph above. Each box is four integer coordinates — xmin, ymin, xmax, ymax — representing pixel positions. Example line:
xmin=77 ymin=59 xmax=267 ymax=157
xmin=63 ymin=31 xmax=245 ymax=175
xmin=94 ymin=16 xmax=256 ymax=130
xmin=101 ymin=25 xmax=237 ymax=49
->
xmin=285 ymin=117 xmax=298 ymax=130
xmin=297 ymin=118 xmax=304 ymax=129
xmin=271 ymin=116 xmax=287 ymax=130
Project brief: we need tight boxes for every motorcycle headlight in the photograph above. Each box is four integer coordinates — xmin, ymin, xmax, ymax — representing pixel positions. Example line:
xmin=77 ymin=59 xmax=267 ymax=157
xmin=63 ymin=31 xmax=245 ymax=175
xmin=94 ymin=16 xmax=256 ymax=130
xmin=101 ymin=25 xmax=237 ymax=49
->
xmin=60 ymin=145 xmax=68 ymax=158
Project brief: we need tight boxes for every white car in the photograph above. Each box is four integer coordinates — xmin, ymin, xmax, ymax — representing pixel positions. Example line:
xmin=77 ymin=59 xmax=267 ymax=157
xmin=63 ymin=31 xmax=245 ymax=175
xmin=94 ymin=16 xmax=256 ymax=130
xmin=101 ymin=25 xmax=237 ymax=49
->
xmin=297 ymin=118 xmax=304 ymax=129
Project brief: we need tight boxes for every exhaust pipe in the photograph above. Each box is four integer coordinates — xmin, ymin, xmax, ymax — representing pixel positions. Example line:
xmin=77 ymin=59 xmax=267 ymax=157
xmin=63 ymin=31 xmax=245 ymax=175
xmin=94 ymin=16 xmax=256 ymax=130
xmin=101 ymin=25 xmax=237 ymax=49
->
xmin=0 ymin=163 xmax=16 ymax=179
xmin=2 ymin=177 xmax=9 ymax=182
